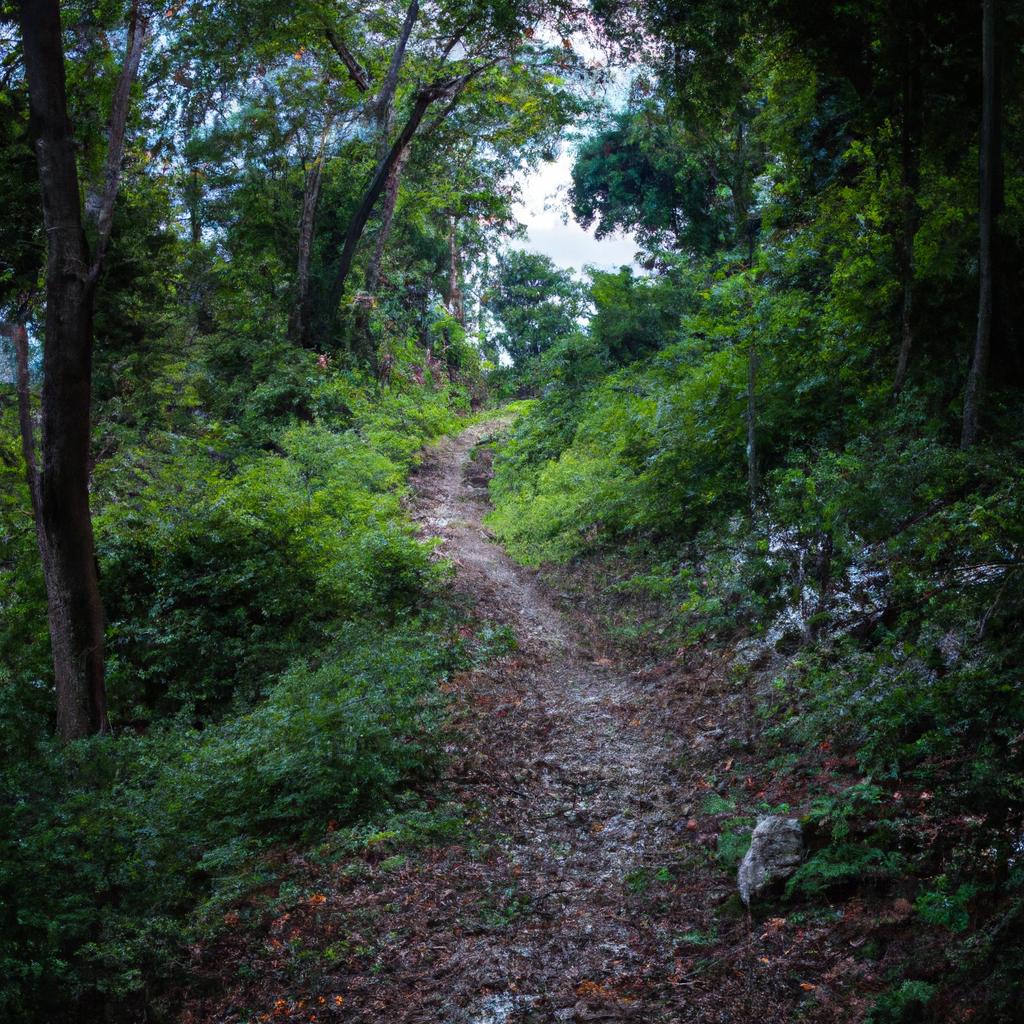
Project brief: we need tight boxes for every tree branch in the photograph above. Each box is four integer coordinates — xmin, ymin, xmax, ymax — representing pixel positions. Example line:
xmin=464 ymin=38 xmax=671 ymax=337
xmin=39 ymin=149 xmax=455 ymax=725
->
xmin=373 ymin=0 xmax=419 ymax=132
xmin=324 ymin=24 xmax=370 ymax=92
xmin=89 ymin=0 xmax=149 ymax=282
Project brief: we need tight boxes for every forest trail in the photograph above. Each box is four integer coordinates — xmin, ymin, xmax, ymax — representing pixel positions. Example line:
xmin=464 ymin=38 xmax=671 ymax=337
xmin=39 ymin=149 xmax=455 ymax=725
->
xmin=187 ymin=419 xmax=859 ymax=1024
xmin=392 ymin=418 xmax=692 ymax=1022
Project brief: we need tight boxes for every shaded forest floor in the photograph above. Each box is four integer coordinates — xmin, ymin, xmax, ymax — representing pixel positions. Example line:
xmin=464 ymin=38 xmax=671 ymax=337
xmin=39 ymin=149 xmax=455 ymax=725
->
xmin=181 ymin=420 xmax=919 ymax=1024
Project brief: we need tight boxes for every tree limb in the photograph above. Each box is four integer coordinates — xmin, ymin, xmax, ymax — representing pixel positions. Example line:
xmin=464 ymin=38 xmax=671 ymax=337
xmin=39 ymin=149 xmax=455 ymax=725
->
xmin=324 ymin=24 xmax=370 ymax=92
xmin=89 ymin=0 xmax=149 ymax=282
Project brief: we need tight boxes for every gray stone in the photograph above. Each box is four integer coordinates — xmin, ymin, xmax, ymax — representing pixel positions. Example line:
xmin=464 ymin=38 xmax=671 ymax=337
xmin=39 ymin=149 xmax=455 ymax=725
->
xmin=737 ymin=816 xmax=803 ymax=905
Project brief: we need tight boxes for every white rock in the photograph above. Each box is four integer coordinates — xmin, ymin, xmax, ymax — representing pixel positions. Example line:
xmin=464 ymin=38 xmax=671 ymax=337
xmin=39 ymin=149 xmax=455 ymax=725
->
xmin=737 ymin=816 xmax=802 ymax=905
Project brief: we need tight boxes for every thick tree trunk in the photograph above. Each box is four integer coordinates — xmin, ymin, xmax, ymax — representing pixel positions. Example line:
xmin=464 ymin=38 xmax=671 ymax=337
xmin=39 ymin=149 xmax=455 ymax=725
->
xmin=893 ymin=0 xmax=923 ymax=395
xmin=962 ymin=0 xmax=1000 ymax=448
xmin=19 ymin=0 xmax=143 ymax=737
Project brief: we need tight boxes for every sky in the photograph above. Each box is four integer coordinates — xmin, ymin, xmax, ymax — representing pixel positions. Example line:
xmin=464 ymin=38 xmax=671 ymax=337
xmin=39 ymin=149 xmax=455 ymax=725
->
xmin=510 ymin=147 xmax=639 ymax=277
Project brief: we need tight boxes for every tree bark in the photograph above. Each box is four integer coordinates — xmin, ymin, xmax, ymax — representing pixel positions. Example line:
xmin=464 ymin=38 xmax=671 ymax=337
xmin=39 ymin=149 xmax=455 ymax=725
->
xmin=447 ymin=216 xmax=465 ymax=323
xmin=324 ymin=25 xmax=370 ymax=92
xmin=372 ymin=0 xmax=420 ymax=151
xmin=893 ymin=0 xmax=923 ymax=395
xmin=365 ymin=143 xmax=411 ymax=298
xmin=962 ymin=0 xmax=1000 ymax=448
xmin=19 ymin=0 xmax=144 ymax=737
xmin=90 ymin=1 xmax=147 ymax=278
xmin=330 ymin=87 xmax=441 ymax=315
xmin=289 ymin=120 xmax=333 ymax=347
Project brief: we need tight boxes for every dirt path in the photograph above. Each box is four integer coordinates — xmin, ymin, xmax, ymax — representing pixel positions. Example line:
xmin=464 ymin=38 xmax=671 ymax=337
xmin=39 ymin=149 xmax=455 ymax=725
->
xmin=396 ymin=419 xmax=690 ymax=1022
xmin=186 ymin=420 xmax=860 ymax=1024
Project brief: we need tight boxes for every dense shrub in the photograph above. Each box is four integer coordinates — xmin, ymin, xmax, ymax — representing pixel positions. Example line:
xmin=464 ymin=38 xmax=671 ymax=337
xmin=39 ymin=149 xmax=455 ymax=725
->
xmin=0 ymin=363 xmax=470 ymax=1018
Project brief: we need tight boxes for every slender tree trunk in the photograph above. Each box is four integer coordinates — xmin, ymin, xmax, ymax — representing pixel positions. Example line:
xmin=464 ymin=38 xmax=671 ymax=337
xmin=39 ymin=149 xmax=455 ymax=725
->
xmin=355 ymin=143 xmax=411 ymax=354
xmin=323 ymin=25 xmax=370 ymax=92
xmin=19 ymin=0 xmax=144 ymax=738
xmin=372 ymin=0 xmax=419 ymax=153
xmin=365 ymin=143 xmax=411 ymax=298
xmin=330 ymin=88 xmax=438 ymax=313
xmin=447 ymin=216 xmax=465 ymax=324
xmin=745 ymin=333 xmax=760 ymax=506
xmin=289 ymin=120 xmax=333 ymax=347
xmin=893 ymin=0 xmax=923 ymax=395
xmin=962 ymin=0 xmax=1000 ymax=448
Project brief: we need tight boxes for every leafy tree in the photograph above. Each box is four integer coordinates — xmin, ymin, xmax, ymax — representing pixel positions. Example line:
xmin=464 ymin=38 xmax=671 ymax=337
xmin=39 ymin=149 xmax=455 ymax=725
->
xmin=488 ymin=249 xmax=587 ymax=370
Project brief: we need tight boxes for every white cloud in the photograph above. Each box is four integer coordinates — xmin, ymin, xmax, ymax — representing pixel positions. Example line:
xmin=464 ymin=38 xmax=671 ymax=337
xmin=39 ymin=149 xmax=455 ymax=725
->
xmin=511 ymin=149 xmax=638 ymax=276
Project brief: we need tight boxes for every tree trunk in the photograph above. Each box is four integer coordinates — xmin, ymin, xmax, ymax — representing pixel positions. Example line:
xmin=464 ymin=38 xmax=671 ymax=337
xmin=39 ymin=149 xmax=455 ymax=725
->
xmin=289 ymin=121 xmax=333 ymax=348
xmin=372 ymin=0 xmax=419 ymax=154
xmin=447 ymin=216 xmax=465 ymax=324
xmin=19 ymin=0 xmax=143 ymax=738
xmin=355 ymin=143 xmax=411 ymax=354
xmin=893 ymin=0 xmax=923 ymax=395
xmin=329 ymin=88 xmax=438 ymax=315
xmin=365 ymin=143 xmax=411 ymax=298
xmin=745 ymin=333 xmax=760 ymax=506
xmin=962 ymin=0 xmax=1000 ymax=448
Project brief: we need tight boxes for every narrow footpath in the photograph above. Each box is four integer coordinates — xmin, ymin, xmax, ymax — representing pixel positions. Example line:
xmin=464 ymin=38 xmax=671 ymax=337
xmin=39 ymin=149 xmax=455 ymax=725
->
xmin=187 ymin=420 xmax=858 ymax=1024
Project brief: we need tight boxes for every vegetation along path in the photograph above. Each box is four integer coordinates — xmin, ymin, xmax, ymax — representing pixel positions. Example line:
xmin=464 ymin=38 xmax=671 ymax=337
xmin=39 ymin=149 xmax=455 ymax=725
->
xmin=188 ymin=419 xmax=864 ymax=1024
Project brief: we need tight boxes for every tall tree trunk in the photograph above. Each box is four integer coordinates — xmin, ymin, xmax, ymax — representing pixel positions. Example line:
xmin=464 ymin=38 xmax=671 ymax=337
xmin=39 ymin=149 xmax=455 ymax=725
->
xmin=355 ymin=143 xmax=411 ymax=356
xmin=447 ymin=216 xmax=465 ymax=324
xmin=962 ymin=0 xmax=1000 ymax=448
xmin=893 ymin=0 xmax=923 ymax=395
xmin=372 ymin=0 xmax=419 ymax=154
xmin=365 ymin=144 xmax=411 ymax=298
xmin=289 ymin=120 xmax=333 ymax=348
xmin=329 ymin=88 xmax=438 ymax=316
xmin=19 ymin=0 xmax=144 ymax=738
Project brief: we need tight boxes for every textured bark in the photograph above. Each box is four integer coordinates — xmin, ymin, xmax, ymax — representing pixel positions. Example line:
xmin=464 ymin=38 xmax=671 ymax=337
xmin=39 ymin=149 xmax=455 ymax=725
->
xmin=19 ymin=0 xmax=144 ymax=737
xmin=289 ymin=120 xmax=334 ymax=347
xmin=962 ymin=0 xmax=1000 ymax=448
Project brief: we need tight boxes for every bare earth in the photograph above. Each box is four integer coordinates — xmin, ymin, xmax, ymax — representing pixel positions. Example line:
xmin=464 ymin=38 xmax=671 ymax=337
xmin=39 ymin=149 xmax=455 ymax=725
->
xmin=185 ymin=420 xmax=873 ymax=1024
xmin=406 ymin=419 xmax=690 ymax=1023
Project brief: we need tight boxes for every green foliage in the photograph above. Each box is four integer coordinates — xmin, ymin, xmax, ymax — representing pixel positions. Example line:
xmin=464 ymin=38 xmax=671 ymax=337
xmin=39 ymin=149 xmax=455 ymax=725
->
xmin=915 ymin=877 xmax=977 ymax=934
xmin=0 ymin=621 xmax=458 ymax=1020
xmin=487 ymin=249 xmax=588 ymax=377
xmin=866 ymin=981 xmax=937 ymax=1024
xmin=2 ymin=350 xmax=471 ymax=1020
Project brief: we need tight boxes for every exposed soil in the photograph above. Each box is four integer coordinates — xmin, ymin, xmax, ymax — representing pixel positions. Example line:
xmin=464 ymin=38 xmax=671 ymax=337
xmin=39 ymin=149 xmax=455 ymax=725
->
xmin=182 ymin=420 xmax=899 ymax=1024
